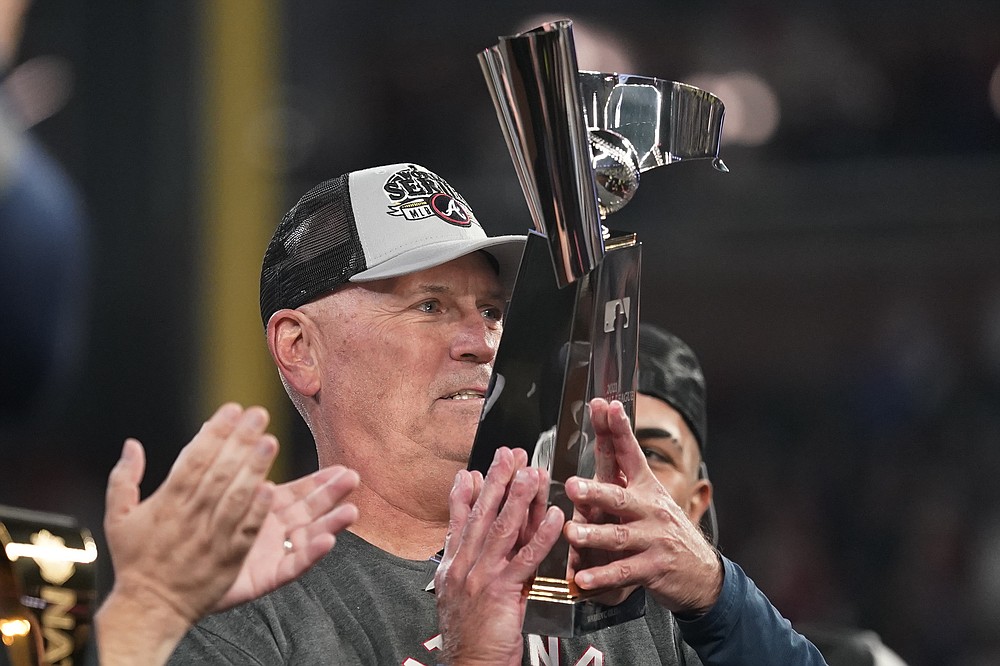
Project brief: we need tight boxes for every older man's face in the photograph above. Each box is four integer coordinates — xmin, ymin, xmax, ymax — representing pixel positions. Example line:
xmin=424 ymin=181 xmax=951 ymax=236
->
xmin=307 ymin=252 xmax=506 ymax=465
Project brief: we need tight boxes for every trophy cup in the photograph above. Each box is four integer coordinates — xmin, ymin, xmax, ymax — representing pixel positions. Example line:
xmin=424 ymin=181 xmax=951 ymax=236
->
xmin=469 ymin=20 xmax=726 ymax=636
xmin=1 ymin=505 xmax=98 ymax=666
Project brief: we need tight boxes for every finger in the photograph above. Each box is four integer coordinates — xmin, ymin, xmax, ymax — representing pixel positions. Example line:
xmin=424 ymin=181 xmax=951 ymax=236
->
xmin=270 ymin=465 xmax=343 ymax=513
xmin=570 ymin=473 xmax=608 ymax=526
xmin=104 ymin=438 xmax=146 ymax=526
xmin=520 ymin=467 xmax=551 ymax=545
xmin=469 ymin=470 xmax=484 ymax=505
xmin=453 ymin=448 xmax=518 ymax=566
xmin=590 ymin=399 xmax=620 ymax=484
xmin=285 ymin=470 xmax=360 ymax=542
xmin=230 ymin=479 xmax=276 ymax=553
xmin=603 ymin=400 xmax=650 ymax=482
xmin=478 ymin=467 xmax=541 ymax=564
xmin=311 ymin=468 xmax=361 ymax=511
xmin=161 ymin=403 xmax=244 ymax=500
xmin=282 ymin=498 xmax=359 ymax=559
xmin=275 ymin=466 xmax=360 ymax=530
xmin=587 ymin=398 xmax=624 ymax=492
xmin=436 ymin=470 xmax=475 ymax=592
xmin=314 ymin=502 xmax=360 ymax=538
xmin=589 ymin=397 xmax=611 ymax=437
xmin=192 ymin=406 xmax=272 ymax=514
xmin=573 ymin=552 xmax=648 ymax=591
xmin=504 ymin=506 xmax=564 ymax=583
xmin=441 ymin=469 xmax=475 ymax=564
xmin=211 ymin=433 xmax=279 ymax=534
xmin=564 ymin=520 xmax=649 ymax=553
xmin=564 ymin=478 xmax=642 ymax=521
xmin=498 ymin=448 xmax=529 ymax=507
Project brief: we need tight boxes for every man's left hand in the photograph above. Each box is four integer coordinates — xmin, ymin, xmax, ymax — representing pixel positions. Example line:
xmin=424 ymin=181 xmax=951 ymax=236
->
xmin=563 ymin=398 xmax=723 ymax=615
xmin=213 ymin=463 xmax=360 ymax=612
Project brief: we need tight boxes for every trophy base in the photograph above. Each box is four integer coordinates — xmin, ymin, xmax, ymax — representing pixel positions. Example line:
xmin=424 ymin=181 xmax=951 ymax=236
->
xmin=523 ymin=577 xmax=646 ymax=637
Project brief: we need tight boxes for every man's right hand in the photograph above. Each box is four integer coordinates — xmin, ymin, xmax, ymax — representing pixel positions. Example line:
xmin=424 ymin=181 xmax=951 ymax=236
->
xmin=434 ymin=447 xmax=563 ymax=666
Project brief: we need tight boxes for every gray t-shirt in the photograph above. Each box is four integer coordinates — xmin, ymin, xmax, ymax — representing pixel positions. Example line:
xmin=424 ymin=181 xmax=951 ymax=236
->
xmin=170 ymin=531 xmax=700 ymax=665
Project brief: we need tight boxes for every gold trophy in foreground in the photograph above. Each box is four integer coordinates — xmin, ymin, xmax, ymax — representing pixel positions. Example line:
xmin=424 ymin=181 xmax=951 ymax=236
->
xmin=469 ymin=19 xmax=727 ymax=636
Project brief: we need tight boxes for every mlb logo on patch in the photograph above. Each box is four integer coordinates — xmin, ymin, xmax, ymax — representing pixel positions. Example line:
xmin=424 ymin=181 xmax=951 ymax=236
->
xmin=383 ymin=164 xmax=476 ymax=227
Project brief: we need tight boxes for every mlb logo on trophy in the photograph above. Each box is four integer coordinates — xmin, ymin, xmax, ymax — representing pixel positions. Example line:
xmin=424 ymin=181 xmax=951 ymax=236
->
xmin=603 ymin=297 xmax=631 ymax=333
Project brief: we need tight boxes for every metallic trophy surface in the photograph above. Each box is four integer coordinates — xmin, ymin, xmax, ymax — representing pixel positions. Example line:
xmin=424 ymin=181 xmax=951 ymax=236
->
xmin=470 ymin=19 xmax=726 ymax=637
xmin=0 ymin=506 xmax=98 ymax=666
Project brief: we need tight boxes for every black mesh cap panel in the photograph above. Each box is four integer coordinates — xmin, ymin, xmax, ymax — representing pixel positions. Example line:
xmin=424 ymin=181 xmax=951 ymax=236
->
xmin=637 ymin=323 xmax=708 ymax=452
xmin=259 ymin=174 xmax=367 ymax=326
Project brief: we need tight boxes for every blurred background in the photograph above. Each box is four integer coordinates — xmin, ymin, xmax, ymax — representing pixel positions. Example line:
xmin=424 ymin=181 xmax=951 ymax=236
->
xmin=2 ymin=1 xmax=999 ymax=664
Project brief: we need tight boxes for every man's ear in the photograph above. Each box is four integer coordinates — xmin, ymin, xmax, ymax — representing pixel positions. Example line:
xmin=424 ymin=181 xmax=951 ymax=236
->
xmin=266 ymin=309 xmax=321 ymax=397
xmin=687 ymin=475 xmax=714 ymax=525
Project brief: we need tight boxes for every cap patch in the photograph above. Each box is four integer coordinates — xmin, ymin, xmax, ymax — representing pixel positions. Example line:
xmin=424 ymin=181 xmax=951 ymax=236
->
xmin=383 ymin=164 xmax=477 ymax=227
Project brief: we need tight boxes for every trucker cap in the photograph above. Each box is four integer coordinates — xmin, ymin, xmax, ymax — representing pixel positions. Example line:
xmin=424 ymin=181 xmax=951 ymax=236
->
xmin=260 ymin=163 xmax=526 ymax=325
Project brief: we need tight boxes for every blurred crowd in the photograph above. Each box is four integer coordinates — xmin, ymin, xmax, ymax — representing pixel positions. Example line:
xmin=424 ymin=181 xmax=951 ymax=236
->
xmin=706 ymin=298 xmax=1000 ymax=665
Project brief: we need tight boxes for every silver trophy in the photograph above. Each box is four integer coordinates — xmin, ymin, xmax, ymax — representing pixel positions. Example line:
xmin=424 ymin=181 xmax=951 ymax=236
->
xmin=469 ymin=19 xmax=726 ymax=636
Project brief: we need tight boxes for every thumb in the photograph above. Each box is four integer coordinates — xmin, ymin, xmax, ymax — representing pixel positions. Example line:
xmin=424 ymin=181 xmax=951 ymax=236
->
xmin=105 ymin=438 xmax=146 ymax=526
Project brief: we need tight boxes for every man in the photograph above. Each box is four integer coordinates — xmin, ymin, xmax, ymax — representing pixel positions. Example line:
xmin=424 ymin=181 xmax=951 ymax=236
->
xmin=634 ymin=323 xmax=906 ymax=666
xmin=170 ymin=163 xmax=826 ymax=664
xmin=635 ymin=323 xmax=716 ymax=546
